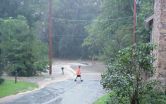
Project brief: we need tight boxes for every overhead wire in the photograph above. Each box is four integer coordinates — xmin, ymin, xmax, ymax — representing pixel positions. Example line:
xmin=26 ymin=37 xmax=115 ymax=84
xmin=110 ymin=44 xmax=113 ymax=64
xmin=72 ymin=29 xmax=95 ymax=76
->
xmin=52 ymin=16 xmax=133 ymax=23
xmin=52 ymin=0 xmax=133 ymax=40
xmin=53 ymin=26 xmax=133 ymax=39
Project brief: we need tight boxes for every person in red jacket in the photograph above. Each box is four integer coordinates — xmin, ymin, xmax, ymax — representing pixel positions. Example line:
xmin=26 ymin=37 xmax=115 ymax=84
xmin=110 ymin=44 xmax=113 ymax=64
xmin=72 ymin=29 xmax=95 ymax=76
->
xmin=74 ymin=66 xmax=83 ymax=82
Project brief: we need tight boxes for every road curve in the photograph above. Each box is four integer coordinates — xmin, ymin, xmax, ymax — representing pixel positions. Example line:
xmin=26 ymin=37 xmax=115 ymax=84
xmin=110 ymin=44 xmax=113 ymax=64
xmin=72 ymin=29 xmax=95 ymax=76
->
xmin=1 ymin=61 xmax=105 ymax=104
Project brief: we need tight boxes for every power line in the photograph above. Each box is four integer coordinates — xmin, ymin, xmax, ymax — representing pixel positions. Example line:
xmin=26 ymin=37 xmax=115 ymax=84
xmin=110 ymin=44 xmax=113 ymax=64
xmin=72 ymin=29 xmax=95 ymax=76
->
xmin=52 ymin=26 xmax=133 ymax=37
xmin=53 ymin=16 xmax=133 ymax=23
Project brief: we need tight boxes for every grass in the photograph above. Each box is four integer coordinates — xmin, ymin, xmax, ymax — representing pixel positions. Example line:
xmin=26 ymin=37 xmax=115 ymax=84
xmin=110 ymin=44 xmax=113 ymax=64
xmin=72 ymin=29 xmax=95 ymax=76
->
xmin=94 ymin=93 xmax=110 ymax=104
xmin=0 ymin=80 xmax=38 ymax=98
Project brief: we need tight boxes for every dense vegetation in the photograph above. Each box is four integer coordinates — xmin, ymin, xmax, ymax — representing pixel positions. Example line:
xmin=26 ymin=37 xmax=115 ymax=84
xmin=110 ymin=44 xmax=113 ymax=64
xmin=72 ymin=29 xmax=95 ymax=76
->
xmin=0 ymin=0 xmax=165 ymax=103
xmin=82 ymin=0 xmax=166 ymax=103
xmin=0 ymin=0 xmax=48 ymax=77
xmin=0 ymin=16 xmax=48 ymax=76
xmin=52 ymin=0 xmax=101 ymax=59
xmin=0 ymin=0 xmax=101 ymax=78
xmin=101 ymin=43 xmax=166 ymax=104
xmin=83 ymin=0 xmax=154 ymax=62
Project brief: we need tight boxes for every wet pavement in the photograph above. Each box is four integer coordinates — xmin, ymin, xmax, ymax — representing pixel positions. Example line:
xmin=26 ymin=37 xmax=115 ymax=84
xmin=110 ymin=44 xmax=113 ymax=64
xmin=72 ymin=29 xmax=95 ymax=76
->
xmin=3 ymin=79 xmax=104 ymax=104
xmin=0 ymin=60 xmax=106 ymax=104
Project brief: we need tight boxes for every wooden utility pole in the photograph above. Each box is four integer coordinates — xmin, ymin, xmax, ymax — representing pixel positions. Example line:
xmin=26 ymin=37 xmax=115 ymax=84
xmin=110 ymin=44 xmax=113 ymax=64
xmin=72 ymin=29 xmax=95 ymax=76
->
xmin=133 ymin=0 xmax=137 ymax=44
xmin=131 ymin=1 xmax=138 ymax=104
xmin=48 ymin=0 xmax=53 ymax=75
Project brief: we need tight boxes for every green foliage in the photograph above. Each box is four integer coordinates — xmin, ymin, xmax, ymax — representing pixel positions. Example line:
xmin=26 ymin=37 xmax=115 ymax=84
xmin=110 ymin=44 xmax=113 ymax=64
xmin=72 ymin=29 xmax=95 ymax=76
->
xmin=83 ymin=0 xmax=154 ymax=62
xmin=52 ymin=0 xmax=100 ymax=59
xmin=136 ymin=0 xmax=154 ymax=42
xmin=139 ymin=80 xmax=166 ymax=104
xmin=98 ymin=82 xmax=166 ymax=104
xmin=100 ymin=43 xmax=165 ymax=104
xmin=0 ymin=16 xmax=48 ymax=76
xmin=0 ymin=0 xmax=48 ymax=76
xmin=93 ymin=93 xmax=110 ymax=104
xmin=0 ymin=0 xmax=47 ymax=26
xmin=84 ymin=0 xmax=133 ymax=61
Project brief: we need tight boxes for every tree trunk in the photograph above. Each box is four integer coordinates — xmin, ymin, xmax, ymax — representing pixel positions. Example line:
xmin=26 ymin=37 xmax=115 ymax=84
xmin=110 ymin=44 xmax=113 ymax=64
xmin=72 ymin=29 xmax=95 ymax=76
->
xmin=131 ymin=76 xmax=139 ymax=104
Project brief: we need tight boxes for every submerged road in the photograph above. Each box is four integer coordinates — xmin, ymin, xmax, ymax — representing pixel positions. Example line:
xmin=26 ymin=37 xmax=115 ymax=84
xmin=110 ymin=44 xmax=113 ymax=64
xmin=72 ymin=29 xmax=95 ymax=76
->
xmin=2 ymin=61 xmax=105 ymax=104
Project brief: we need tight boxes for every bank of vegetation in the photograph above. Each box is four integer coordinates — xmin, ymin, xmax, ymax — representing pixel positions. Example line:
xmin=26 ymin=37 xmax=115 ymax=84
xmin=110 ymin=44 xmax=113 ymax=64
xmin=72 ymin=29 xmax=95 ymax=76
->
xmin=86 ymin=0 xmax=166 ymax=103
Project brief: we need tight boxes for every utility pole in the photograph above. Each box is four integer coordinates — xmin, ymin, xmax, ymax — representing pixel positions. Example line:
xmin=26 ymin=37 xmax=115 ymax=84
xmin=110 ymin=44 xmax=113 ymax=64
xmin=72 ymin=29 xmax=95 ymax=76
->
xmin=133 ymin=0 xmax=137 ymax=44
xmin=131 ymin=1 xmax=138 ymax=104
xmin=48 ymin=0 xmax=53 ymax=75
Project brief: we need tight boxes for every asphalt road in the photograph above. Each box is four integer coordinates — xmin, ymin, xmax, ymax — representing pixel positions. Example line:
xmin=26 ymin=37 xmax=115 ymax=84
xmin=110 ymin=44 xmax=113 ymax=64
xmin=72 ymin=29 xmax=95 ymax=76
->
xmin=3 ymin=79 xmax=104 ymax=104
xmin=1 ymin=61 xmax=105 ymax=104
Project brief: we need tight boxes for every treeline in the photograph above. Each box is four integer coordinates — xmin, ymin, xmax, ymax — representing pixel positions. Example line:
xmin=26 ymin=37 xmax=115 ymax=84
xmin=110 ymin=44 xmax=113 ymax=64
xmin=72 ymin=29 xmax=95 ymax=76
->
xmin=52 ymin=0 xmax=101 ymax=59
xmin=83 ymin=0 xmax=154 ymax=62
xmin=0 ymin=0 xmax=102 ymax=77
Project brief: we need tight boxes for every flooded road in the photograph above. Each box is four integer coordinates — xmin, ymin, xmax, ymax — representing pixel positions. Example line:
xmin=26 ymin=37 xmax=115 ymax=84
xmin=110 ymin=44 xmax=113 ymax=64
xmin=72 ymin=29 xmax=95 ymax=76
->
xmin=1 ymin=60 xmax=106 ymax=104
xmin=4 ymin=78 xmax=104 ymax=104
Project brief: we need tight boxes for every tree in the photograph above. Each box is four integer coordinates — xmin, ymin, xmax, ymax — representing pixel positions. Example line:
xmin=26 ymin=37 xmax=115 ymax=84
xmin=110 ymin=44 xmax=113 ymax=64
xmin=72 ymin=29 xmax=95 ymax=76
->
xmin=51 ymin=0 xmax=101 ymax=59
xmin=83 ymin=0 xmax=154 ymax=62
xmin=0 ymin=0 xmax=49 ymax=76
xmin=101 ymin=43 xmax=166 ymax=104
xmin=0 ymin=16 xmax=48 ymax=76
xmin=0 ymin=0 xmax=47 ymax=26
xmin=0 ymin=0 xmax=102 ymax=59
xmin=83 ymin=0 xmax=133 ymax=62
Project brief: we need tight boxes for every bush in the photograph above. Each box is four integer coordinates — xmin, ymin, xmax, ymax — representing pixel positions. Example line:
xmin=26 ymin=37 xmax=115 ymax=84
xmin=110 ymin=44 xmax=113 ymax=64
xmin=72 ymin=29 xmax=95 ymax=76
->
xmin=139 ymin=80 xmax=166 ymax=104
xmin=94 ymin=93 xmax=110 ymax=104
xmin=105 ymin=81 xmax=166 ymax=104
xmin=101 ymin=43 xmax=166 ymax=104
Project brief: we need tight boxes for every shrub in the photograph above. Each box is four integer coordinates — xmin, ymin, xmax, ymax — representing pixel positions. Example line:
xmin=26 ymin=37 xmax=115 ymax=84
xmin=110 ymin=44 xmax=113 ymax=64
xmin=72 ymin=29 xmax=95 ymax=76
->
xmin=101 ymin=43 xmax=166 ymax=104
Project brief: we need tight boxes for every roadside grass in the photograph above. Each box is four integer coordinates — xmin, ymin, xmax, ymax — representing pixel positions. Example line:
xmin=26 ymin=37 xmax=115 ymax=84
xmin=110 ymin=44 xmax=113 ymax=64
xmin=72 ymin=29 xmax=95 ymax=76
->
xmin=94 ymin=93 xmax=110 ymax=104
xmin=0 ymin=80 xmax=38 ymax=98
